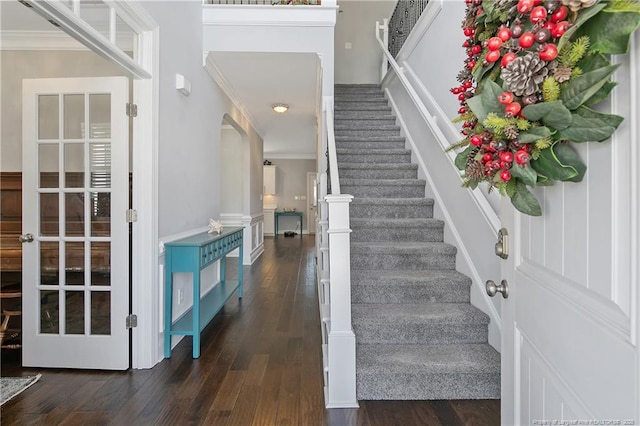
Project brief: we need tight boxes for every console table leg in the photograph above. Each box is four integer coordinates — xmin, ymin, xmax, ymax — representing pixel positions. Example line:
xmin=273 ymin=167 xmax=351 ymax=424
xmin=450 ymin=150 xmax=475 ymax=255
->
xmin=192 ymin=270 xmax=201 ymax=359
xmin=238 ymin=244 xmax=244 ymax=298
xmin=164 ymin=252 xmax=173 ymax=358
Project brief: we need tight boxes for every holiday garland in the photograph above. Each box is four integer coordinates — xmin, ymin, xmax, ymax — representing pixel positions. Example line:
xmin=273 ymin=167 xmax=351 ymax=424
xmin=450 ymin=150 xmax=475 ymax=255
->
xmin=450 ymin=0 xmax=640 ymax=216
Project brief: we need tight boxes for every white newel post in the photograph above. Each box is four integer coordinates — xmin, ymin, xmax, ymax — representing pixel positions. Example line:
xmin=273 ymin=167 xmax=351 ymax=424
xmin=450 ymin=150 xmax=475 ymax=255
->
xmin=325 ymin=193 xmax=358 ymax=408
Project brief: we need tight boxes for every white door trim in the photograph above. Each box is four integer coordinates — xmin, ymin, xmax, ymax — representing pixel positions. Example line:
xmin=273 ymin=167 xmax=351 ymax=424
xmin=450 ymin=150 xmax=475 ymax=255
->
xmin=22 ymin=1 xmax=160 ymax=369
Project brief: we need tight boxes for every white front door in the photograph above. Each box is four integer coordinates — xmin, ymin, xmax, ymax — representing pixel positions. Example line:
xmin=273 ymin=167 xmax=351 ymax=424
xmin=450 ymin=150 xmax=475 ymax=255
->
xmin=22 ymin=77 xmax=130 ymax=370
xmin=500 ymin=36 xmax=639 ymax=423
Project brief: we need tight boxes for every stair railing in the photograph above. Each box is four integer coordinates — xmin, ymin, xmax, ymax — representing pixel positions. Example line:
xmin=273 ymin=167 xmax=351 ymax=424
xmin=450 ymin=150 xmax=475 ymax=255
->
xmin=317 ymin=99 xmax=357 ymax=408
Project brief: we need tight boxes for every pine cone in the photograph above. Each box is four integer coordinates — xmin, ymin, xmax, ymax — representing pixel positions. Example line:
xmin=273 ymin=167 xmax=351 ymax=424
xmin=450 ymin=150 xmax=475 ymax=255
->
xmin=501 ymin=52 xmax=550 ymax=97
xmin=504 ymin=125 xmax=519 ymax=140
xmin=561 ymin=0 xmax=597 ymax=12
xmin=553 ymin=65 xmax=572 ymax=83
xmin=465 ymin=160 xmax=485 ymax=181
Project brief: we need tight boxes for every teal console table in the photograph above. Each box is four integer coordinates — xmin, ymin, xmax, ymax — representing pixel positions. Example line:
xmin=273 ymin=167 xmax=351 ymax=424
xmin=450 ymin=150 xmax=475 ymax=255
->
xmin=274 ymin=211 xmax=303 ymax=238
xmin=164 ymin=227 xmax=243 ymax=358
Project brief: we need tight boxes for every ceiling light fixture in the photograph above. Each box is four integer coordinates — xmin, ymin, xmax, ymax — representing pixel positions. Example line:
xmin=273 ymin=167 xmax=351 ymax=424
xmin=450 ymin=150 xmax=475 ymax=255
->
xmin=272 ymin=104 xmax=289 ymax=114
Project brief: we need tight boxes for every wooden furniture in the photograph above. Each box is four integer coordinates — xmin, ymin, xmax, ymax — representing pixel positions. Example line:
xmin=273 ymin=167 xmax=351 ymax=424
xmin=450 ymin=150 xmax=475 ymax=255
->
xmin=164 ymin=227 xmax=243 ymax=359
xmin=0 ymin=284 xmax=22 ymax=349
xmin=274 ymin=211 xmax=303 ymax=238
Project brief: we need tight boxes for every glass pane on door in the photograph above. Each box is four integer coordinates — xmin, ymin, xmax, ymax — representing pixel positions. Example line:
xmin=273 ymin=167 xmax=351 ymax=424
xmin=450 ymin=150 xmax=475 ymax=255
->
xmin=38 ymin=95 xmax=59 ymax=140
xmin=65 ymin=193 xmax=85 ymax=236
xmin=65 ymin=291 xmax=85 ymax=334
xmin=39 ymin=144 xmax=59 ymax=188
xmin=63 ymin=94 xmax=84 ymax=139
xmin=40 ymin=290 xmax=59 ymax=334
xmin=64 ymin=144 xmax=84 ymax=188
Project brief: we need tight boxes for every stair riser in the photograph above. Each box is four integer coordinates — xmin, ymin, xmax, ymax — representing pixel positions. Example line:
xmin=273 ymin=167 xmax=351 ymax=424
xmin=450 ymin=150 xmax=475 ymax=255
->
xmin=351 ymin=226 xmax=443 ymax=242
xmin=337 ymin=153 xmax=411 ymax=163
xmin=342 ymin=184 xmax=424 ymax=198
xmin=336 ymin=110 xmax=393 ymax=119
xmin=353 ymin=323 xmax=488 ymax=345
xmin=335 ymin=129 xmax=400 ymax=137
xmin=352 ymin=284 xmax=470 ymax=304
xmin=335 ymin=104 xmax=391 ymax=111
xmin=336 ymin=141 xmax=406 ymax=150
xmin=335 ymin=101 xmax=390 ymax=109
xmin=350 ymin=203 xmax=433 ymax=219
xmin=356 ymin=372 xmax=500 ymax=400
xmin=335 ymin=86 xmax=382 ymax=93
xmin=339 ymin=168 xmax=417 ymax=179
xmin=351 ymin=252 xmax=456 ymax=270
xmin=335 ymin=118 xmax=397 ymax=127
xmin=335 ymin=95 xmax=387 ymax=102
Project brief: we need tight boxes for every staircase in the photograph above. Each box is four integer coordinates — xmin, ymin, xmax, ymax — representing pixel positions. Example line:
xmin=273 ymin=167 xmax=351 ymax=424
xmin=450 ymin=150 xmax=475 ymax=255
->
xmin=334 ymin=84 xmax=500 ymax=400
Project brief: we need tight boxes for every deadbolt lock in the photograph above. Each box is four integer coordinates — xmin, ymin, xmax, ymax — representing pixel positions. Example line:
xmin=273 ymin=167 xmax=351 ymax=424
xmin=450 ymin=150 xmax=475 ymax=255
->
xmin=495 ymin=228 xmax=509 ymax=259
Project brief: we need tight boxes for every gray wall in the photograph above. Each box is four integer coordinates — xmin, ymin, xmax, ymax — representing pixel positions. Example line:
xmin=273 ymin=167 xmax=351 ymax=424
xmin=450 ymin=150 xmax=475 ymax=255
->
xmin=0 ymin=50 xmax=125 ymax=171
xmin=335 ymin=0 xmax=396 ymax=84
xmin=270 ymin=158 xmax=316 ymax=233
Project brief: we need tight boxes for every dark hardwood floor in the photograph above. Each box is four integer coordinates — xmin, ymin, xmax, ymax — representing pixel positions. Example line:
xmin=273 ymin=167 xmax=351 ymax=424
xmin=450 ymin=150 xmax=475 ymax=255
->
xmin=1 ymin=236 xmax=500 ymax=425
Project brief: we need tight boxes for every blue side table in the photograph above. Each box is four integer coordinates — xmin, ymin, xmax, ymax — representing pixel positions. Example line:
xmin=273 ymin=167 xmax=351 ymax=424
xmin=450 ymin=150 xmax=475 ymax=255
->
xmin=274 ymin=211 xmax=303 ymax=238
xmin=163 ymin=227 xmax=243 ymax=358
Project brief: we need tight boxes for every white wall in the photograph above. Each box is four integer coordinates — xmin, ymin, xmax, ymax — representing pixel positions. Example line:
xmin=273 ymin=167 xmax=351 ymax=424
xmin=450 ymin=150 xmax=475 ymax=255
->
xmin=0 ymin=50 xmax=124 ymax=171
xmin=334 ymin=0 xmax=396 ymax=84
xmin=220 ymin=125 xmax=244 ymax=214
xmin=269 ymin=158 xmax=316 ymax=233
xmin=144 ymin=2 xmax=264 ymax=239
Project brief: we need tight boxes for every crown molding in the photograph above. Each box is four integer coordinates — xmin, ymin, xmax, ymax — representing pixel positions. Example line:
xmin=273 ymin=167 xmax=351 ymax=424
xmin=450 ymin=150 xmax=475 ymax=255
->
xmin=0 ymin=30 xmax=87 ymax=51
xmin=203 ymin=52 xmax=264 ymax=137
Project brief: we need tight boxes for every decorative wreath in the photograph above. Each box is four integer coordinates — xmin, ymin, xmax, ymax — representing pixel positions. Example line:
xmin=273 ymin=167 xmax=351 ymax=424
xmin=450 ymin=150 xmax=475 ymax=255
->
xmin=450 ymin=0 xmax=640 ymax=215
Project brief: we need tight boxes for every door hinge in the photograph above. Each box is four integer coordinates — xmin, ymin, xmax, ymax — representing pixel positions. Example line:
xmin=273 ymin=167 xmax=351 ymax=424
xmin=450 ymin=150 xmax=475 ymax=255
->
xmin=126 ymin=314 xmax=138 ymax=329
xmin=126 ymin=103 xmax=138 ymax=117
xmin=126 ymin=209 xmax=138 ymax=223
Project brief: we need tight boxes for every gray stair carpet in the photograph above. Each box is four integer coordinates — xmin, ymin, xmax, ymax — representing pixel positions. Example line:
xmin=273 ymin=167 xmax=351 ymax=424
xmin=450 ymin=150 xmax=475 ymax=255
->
xmin=334 ymin=84 xmax=500 ymax=400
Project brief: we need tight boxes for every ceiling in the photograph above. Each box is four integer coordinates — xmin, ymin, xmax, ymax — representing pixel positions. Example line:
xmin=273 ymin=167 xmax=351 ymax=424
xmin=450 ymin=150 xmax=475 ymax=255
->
xmin=1 ymin=1 xmax=320 ymax=159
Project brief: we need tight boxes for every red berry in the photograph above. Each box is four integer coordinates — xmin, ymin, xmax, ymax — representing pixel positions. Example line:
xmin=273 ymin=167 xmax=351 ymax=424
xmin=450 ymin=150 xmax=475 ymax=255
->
xmin=519 ymin=32 xmax=535 ymax=48
xmin=483 ymin=153 xmax=493 ymax=162
xmin=551 ymin=5 xmax=568 ymax=22
xmin=552 ymin=21 xmax=570 ymax=38
xmin=465 ymin=0 xmax=472 ymax=3
xmin=500 ymin=151 xmax=514 ymax=163
xmin=501 ymin=52 xmax=517 ymax=68
xmin=458 ymin=93 xmax=466 ymax=101
xmin=487 ymin=37 xmax=503 ymax=51
xmin=470 ymin=135 xmax=483 ymax=146
xmin=463 ymin=81 xmax=473 ymax=89
xmin=529 ymin=6 xmax=548 ymax=23
xmin=500 ymin=170 xmax=512 ymax=181
xmin=497 ymin=27 xmax=512 ymax=42
xmin=505 ymin=102 xmax=522 ymax=116
xmin=486 ymin=50 xmax=501 ymax=63
xmin=517 ymin=0 xmax=535 ymax=14
xmin=463 ymin=27 xmax=475 ymax=37
xmin=463 ymin=40 xmax=471 ymax=48
xmin=539 ymin=43 xmax=558 ymax=61
xmin=451 ymin=87 xmax=462 ymax=94
xmin=543 ymin=21 xmax=556 ymax=31
xmin=458 ymin=107 xmax=467 ymax=114
xmin=515 ymin=150 xmax=530 ymax=165
xmin=467 ymin=60 xmax=476 ymax=70
xmin=498 ymin=91 xmax=515 ymax=105
xmin=471 ymin=44 xmax=483 ymax=55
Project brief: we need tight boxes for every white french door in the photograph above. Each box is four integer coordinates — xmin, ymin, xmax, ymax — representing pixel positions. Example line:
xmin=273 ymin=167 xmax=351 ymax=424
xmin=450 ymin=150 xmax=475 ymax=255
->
xmin=500 ymin=34 xmax=639 ymax=424
xmin=22 ymin=77 xmax=130 ymax=370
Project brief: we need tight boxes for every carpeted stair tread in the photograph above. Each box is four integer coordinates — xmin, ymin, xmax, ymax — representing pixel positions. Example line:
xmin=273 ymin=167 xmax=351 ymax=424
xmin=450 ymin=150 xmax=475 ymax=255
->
xmin=351 ymin=218 xmax=442 ymax=228
xmin=351 ymin=197 xmax=434 ymax=207
xmin=335 ymin=103 xmax=392 ymax=111
xmin=341 ymin=178 xmax=426 ymax=186
xmin=352 ymin=269 xmax=471 ymax=285
xmin=338 ymin=163 xmax=417 ymax=170
xmin=357 ymin=343 xmax=499 ymax=375
xmin=351 ymin=270 xmax=471 ymax=304
xmin=337 ymin=148 xmax=410 ymax=155
xmin=351 ymin=241 xmax=456 ymax=254
xmin=335 ymin=135 xmax=405 ymax=143
xmin=335 ymin=124 xmax=401 ymax=131
xmin=352 ymin=303 xmax=489 ymax=325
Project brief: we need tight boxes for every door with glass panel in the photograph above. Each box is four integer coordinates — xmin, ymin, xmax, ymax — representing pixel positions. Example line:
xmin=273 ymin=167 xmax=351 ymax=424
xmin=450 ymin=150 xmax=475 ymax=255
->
xmin=22 ymin=77 xmax=129 ymax=369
